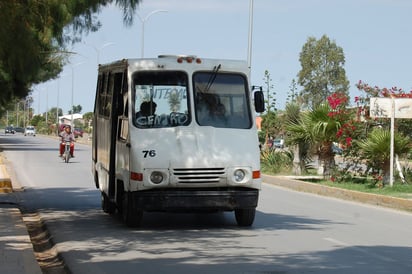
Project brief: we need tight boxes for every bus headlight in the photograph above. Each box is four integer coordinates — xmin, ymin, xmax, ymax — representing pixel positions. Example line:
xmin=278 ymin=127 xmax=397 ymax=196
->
xmin=233 ymin=169 xmax=246 ymax=182
xmin=150 ymin=171 xmax=164 ymax=184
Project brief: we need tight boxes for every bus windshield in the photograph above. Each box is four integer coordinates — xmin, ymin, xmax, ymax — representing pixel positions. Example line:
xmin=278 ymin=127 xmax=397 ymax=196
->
xmin=194 ymin=72 xmax=252 ymax=129
xmin=133 ymin=71 xmax=190 ymax=128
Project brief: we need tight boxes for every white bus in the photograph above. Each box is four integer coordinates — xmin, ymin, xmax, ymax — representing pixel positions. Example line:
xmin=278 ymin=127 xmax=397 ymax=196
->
xmin=92 ymin=55 xmax=264 ymax=227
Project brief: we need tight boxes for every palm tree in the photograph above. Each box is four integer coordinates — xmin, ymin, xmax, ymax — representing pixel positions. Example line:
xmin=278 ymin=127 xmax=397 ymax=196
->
xmin=287 ymin=103 xmax=341 ymax=177
xmin=357 ymin=128 xmax=411 ymax=184
xmin=283 ymin=102 xmax=307 ymax=174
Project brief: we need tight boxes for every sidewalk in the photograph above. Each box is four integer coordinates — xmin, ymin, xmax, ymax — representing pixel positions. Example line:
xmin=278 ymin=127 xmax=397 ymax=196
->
xmin=0 ymin=156 xmax=42 ymax=274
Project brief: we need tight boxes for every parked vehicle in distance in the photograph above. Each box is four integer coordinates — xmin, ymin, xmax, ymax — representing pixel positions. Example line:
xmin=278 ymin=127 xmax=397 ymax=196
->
xmin=273 ymin=138 xmax=284 ymax=149
xmin=73 ymin=127 xmax=84 ymax=138
xmin=332 ymin=142 xmax=343 ymax=155
xmin=5 ymin=126 xmax=15 ymax=134
xmin=14 ymin=127 xmax=24 ymax=133
xmin=24 ymin=126 xmax=36 ymax=136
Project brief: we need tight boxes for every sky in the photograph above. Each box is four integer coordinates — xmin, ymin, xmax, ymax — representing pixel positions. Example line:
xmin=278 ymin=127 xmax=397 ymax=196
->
xmin=33 ymin=0 xmax=412 ymax=115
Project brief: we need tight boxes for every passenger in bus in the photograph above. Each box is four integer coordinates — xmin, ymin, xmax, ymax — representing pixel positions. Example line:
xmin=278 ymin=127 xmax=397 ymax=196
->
xmin=136 ymin=101 xmax=157 ymax=117
xmin=136 ymin=101 xmax=157 ymax=126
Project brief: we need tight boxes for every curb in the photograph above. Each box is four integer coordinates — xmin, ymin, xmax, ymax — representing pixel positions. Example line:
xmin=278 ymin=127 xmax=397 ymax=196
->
xmin=263 ymin=174 xmax=412 ymax=212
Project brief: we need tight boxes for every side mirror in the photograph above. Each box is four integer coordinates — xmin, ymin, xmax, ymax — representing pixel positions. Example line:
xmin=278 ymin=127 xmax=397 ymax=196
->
xmin=253 ymin=89 xmax=265 ymax=113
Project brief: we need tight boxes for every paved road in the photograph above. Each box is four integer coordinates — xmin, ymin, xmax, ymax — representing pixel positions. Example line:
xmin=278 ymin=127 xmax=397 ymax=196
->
xmin=2 ymin=135 xmax=412 ymax=273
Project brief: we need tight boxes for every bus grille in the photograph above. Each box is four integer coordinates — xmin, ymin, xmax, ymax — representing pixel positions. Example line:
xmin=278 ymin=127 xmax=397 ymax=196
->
xmin=173 ymin=168 xmax=225 ymax=184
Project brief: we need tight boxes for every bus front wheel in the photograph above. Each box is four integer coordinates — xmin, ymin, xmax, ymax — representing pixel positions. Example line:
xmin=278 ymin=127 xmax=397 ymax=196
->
xmin=122 ymin=192 xmax=143 ymax=227
xmin=234 ymin=208 xmax=256 ymax=227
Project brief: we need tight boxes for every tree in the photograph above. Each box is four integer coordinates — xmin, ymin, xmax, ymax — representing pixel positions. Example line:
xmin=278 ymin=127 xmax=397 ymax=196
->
xmin=286 ymin=92 xmax=353 ymax=177
xmin=261 ymin=111 xmax=281 ymax=147
xmin=357 ymin=128 xmax=411 ymax=185
xmin=262 ymin=70 xmax=281 ymax=149
xmin=263 ymin=70 xmax=276 ymax=112
xmin=83 ymin=112 xmax=94 ymax=121
xmin=259 ymin=70 xmax=280 ymax=148
xmin=48 ymin=107 xmax=63 ymax=121
xmin=0 ymin=0 xmax=142 ymax=111
xmin=354 ymin=81 xmax=412 ymax=185
xmin=69 ymin=105 xmax=83 ymax=114
xmin=287 ymin=103 xmax=339 ymax=176
xmin=396 ymin=119 xmax=412 ymax=138
xmin=286 ymin=78 xmax=299 ymax=105
xmin=30 ymin=114 xmax=45 ymax=127
xmin=283 ymin=102 xmax=308 ymax=174
xmin=298 ymin=35 xmax=349 ymax=109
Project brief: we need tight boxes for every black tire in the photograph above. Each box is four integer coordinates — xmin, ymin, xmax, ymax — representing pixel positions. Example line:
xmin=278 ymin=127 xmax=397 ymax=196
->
xmin=94 ymin=172 xmax=100 ymax=189
xmin=234 ymin=208 xmax=256 ymax=227
xmin=122 ymin=192 xmax=143 ymax=227
xmin=64 ymin=153 xmax=69 ymax=163
xmin=101 ymin=192 xmax=116 ymax=214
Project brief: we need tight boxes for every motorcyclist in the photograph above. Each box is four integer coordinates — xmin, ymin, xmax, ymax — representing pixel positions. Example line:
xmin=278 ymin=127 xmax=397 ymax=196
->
xmin=59 ymin=124 xmax=75 ymax=157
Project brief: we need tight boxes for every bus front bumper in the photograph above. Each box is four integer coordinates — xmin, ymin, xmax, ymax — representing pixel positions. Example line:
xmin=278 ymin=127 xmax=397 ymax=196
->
xmin=129 ymin=188 xmax=259 ymax=212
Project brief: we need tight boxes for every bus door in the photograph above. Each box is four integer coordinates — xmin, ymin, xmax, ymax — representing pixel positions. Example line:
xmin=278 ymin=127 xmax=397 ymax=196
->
xmin=105 ymin=70 xmax=127 ymax=201
xmin=115 ymin=70 xmax=130 ymax=200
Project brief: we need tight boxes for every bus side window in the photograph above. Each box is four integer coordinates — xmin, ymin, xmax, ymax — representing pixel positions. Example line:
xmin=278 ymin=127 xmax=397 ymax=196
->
xmin=103 ymin=72 xmax=113 ymax=117
xmin=113 ymin=72 xmax=124 ymax=116
xmin=119 ymin=118 xmax=129 ymax=140
xmin=114 ymin=71 xmax=129 ymax=140
xmin=124 ymin=98 xmax=129 ymax=118
xmin=123 ymin=71 xmax=128 ymax=117
xmin=98 ymin=73 xmax=109 ymax=117
xmin=118 ymin=98 xmax=129 ymax=141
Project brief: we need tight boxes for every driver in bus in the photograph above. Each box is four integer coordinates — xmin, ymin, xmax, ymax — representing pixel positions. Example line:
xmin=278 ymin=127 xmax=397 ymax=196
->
xmin=197 ymin=95 xmax=226 ymax=126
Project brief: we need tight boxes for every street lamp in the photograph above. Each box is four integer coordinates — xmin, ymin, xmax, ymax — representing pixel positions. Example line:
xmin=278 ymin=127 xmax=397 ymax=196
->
xmin=37 ymin=88 xmax=42 ymax=115
xmin=70 ymin=62 xmax=84 ymax=127
xmin=86 ymin=42 xmax=115 ymax=64
xmin=137 ymin=10 xmax=168 ymax=58
xmin=247 ymin=0 xmax=254 ymax=80
xmin=45 ymin=86 xmax=48 ymax=125
xmin=56 ymin=73 xmax=66 ymax=129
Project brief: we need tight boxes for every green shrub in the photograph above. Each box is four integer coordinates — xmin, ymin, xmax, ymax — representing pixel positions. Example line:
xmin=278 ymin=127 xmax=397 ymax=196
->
xmin=261 ymin=149 xmax=293 ymax=174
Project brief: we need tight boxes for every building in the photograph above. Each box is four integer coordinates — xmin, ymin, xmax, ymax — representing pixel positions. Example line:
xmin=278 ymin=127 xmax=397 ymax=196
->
xmin=59 ymin=113 xmax=83 ymax=126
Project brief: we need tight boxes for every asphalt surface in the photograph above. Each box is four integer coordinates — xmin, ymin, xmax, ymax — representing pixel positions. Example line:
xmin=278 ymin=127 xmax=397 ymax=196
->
xmin=1 ymin=144 xmax=412 ymax=273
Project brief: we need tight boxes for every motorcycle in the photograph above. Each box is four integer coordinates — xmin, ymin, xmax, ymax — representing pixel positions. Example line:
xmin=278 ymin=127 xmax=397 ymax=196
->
xmin=62 ymin=141 xmax=72 ymax=163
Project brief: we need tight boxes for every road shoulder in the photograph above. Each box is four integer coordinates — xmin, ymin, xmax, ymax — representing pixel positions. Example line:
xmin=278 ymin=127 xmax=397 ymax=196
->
xmin=263 ymin=174 xmax=412 ymax=212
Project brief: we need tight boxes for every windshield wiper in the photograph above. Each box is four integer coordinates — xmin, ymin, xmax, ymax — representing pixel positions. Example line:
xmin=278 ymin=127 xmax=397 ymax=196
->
xmin=204 ymin=64 xmax=221 ymax=93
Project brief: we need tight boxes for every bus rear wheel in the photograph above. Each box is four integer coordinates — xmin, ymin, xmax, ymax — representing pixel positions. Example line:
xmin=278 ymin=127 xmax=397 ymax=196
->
xmin=101 ymin=192 xmax=116 ymax=214
xmin=122 ymin=192 xmax=143 ymax=227
xmin=234 ymin=208 xmax=256 ymax=227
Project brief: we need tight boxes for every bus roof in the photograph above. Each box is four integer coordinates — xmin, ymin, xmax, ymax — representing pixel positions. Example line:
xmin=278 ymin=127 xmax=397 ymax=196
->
xmin=98 ymin=55 xmax=249 ymax=75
